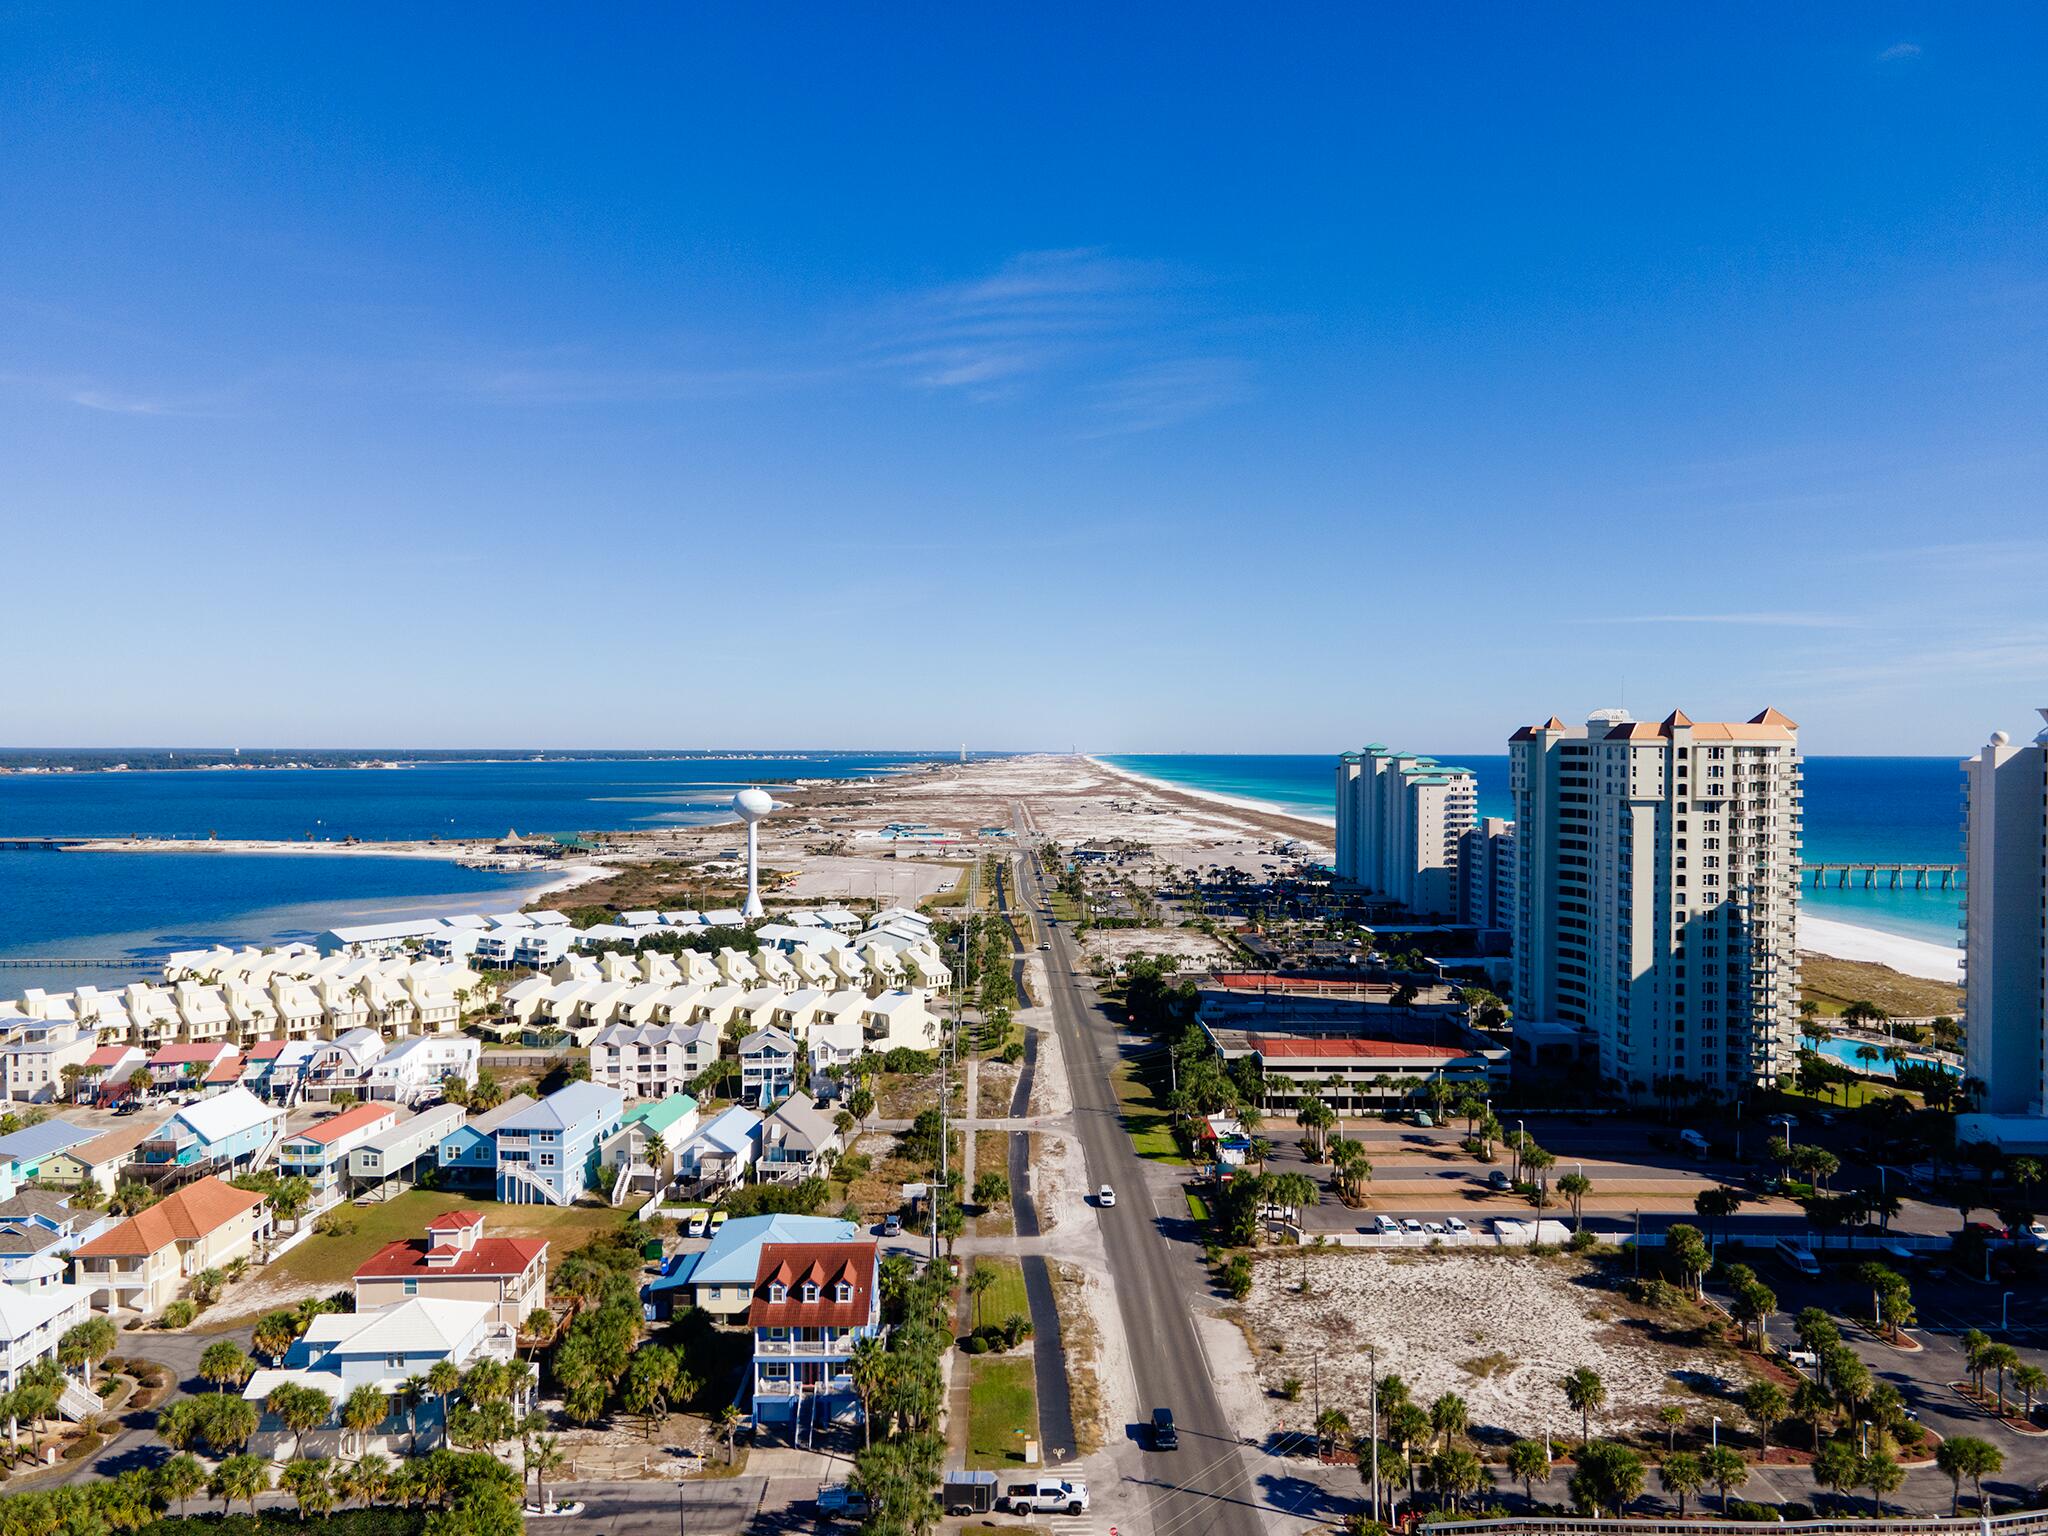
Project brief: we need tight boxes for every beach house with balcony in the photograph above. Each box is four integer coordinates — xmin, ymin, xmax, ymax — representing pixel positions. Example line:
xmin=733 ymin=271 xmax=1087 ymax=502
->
xmin=588 ymin=1020 xmax=721 ymax=1099
xmin=491 ymin=1083 xmax=623 ymax=1206
xmin=0 ymin=1121 xmax=96 ymax=1190
xmin=353 ymin=1210 xmax=548 ymax=1326
xmin=758 ymin=1093 xmax=841 ymax=1180
xmin=276 ymin=1102 xmax=401 ymax=1201
xmin=738 ymin=1028 xmax=798 ymax=1107
xmin=70 ymin=1045 xmax=145 ymax=1106
xmin=71 ymin=1175 xmax=270 ymax=1317
xmin=599 ymin=1094 xmax=699 ymax=1200
xmin=436 ymin=1094 xmax=535 ymax=1189
xmin=357 ymin=1034 xmax=478 ymax=1105
xmin=642 ymin=1213 xmax=857 ymax=1322
xmin=0 ymin=1279 xmax=91 ymax=1391
xmin=0 ymin=1016 xmax=100 ymax=1105
xmin=671 ymin=1105 xmax=762 ymax=1195
xmin=747 ymin=1239 xmax=880 ymax=1433
xmin=858 ymin=991 xmax=938 ymax=1051
xmin=243 ymin=1297 xmax=518 ymax=1451
xmin=303 ymin=1027 xmax=386 ymax=1101
xmin=136 ymin=1086 xmax=284 ymax=1172
xmin=147 ymin=1042 xmax=241 ymax=1096
xmin=347 ymin=1103 xmax=466 ymax=1200
xmin=41 ymin=1117 xmax=165 ymax=1197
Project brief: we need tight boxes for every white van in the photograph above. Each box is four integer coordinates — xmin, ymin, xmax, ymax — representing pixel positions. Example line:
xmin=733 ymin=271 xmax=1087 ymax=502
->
xmin=1678 ymin=1129 xmax=1711 ymax=1157
xmin=1775 ymin=1239 xmax=1821 ymax=1278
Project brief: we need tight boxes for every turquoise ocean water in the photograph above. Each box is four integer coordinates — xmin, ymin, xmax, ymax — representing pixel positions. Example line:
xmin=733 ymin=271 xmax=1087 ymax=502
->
xmin=0 ymin=753 xmax=974 ymax=989
xmin=1101 ymin=753 xmax=1963 ymax=947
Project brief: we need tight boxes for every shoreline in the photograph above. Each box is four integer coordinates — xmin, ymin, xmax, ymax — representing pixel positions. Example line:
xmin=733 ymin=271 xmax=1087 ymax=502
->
xmin=1798 ymin=913 xmax=1960 ymax=984
xmin=1086 ymin=756 xmax=1336 ymax=833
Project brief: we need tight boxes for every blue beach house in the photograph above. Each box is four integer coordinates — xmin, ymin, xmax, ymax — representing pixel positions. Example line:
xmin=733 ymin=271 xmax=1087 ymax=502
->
xmin=492 ymin=1082 xmax=623 ymax=1206
xmin=435 ymin=1094 xmax=535 ymax=1189
xmin=136 ymin=1087 xmax=285 ymax=1171
xmin=0 ymin=1122 xmax=96 ymax=1191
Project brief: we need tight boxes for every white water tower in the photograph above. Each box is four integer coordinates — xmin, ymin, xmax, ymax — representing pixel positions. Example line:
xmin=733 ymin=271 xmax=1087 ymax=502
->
xmin=733 ymin=787 xmax=774 ymax=920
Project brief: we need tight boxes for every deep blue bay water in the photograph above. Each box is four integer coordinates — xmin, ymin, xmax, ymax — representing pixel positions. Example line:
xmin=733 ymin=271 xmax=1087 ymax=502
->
xmin=1102 ymin=753 xmax=1964 ymax=947
xmin=0 ymin=753 xmax=965 ymax=989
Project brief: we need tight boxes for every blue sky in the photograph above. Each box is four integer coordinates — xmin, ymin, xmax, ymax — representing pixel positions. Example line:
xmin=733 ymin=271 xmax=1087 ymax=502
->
xmin=4 ymin=6 xmax=2044 ymax=755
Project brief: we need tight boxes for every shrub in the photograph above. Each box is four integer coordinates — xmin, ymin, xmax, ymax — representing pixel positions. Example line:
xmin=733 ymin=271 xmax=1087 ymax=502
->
xmin=1567 ymin=1229 xmax=1598 ymax=1253
xmin=963 ymin=1335 xmax=989 ymax=1354
xmin=314 ymin=1209 xmax=357 ymax=1238
xmin=1279 ymin=1377 xmax=1304 ymax=1402
xmin=1780 ymin=1505 xmax=1813 ymax=1522
xmin=61 ymin=1430 xmax=105 ymax=1462
xmin=1223 ymin=1254 xmax=1253 ymax=1301
xmin=161 ymin=1300 xmax=197 ymax=1329
xmin=1724 ymin=1500 xmax=1781 ymax=1523
xmin=1000 ymin=1042 xmax=1024 ymax=1064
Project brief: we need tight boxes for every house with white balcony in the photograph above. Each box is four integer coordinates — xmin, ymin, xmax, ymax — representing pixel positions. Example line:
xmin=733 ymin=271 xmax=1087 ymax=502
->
xmin=859 ymin=991 xmax=938 ymax=1051
xmin=269 ymin=977 xmax=324 ymax=1041
xmin=347 ymin=1103 xmax=467 ymax=1200
xmin=71 ymin=1045 xmax=145 ymax=1106
xmin=222 ymin=978 xmax=280 ymax=1041
xmin=436 ymin=1094 xmax=535 ymax=1189
xmin=72 ymin=1175 xmax=271 ymax=1318
xmin=0 ymin=1279 xmax=91 ymax=1390
xmin=492 ymin=1082 xmax=624 ymax=1206
xmin=758 ymin=1093 xmax=841 ymax=1180
xmin=120 ymin=984 xmax=181 ymax=1048
xmin=357 ymin=1034 xmax=478 ymax=1105
xmin=672 ymin=1105 xmax=762 ymax=1194
xmin=0 ymin=1018 xmax=99 ymax=1104
xmin=747 ymin=1239 xmax=880 ymax=1433
xmin=147 ymin=1042 xmax=241 ymax=1095
xmin=714 ymin=949 xmax=760 ymax=986
xmin=739 ymin=1028 xmax=799 ymax=1107
xmin=136 ymin=1086 xmax=284 ymax=1173
xmin=302 ymin=1028 xmax=387 ymax=1101
xmin=277 ymin=1102 xmax=402 ymax=1201
xmin=589 ymin=1021 xmax=720 ymax=1100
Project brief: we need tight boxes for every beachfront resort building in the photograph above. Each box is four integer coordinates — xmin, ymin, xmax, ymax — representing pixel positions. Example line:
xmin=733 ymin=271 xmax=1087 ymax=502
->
xmin=1457 ymin=817 xmax=1517 ymax=933
xmin=1509 ymin=707 xmax=1803 ymax=1102
xmin=1334 ymin=746 xmax=1478 ymax=916
xmin=1958 ymin=709 xmax=2048 ymax=1153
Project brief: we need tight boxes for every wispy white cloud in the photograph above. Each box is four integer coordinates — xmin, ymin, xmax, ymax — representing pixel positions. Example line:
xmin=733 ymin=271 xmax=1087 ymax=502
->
xmin=1574 ymin=612 xmax=1863 ymax=630
xmin=0 ymin=371 xmax=226 ymax=418
xmin=1879 ymin=41 xmax=1923 ymax=60
xmin=866 ymin=248 xmax=1249 ymax=431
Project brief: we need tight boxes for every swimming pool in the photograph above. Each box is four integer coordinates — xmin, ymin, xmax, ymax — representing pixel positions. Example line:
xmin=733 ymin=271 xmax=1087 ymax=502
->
xmin=1801 ymin=1034 xmax=1959 ymax=1079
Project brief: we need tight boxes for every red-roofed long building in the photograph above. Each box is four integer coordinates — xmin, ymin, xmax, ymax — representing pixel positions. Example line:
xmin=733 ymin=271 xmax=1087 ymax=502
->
xmin=1509 ymin=707 xmax=1802 ymax=1100
xmin=746 ymin=1239 xmax=879 ymax=1431
xmin=275 ymin=1102 xmax=399 ymax=1198
xmin=354 ymin=1210 xmax=549 ymax=1326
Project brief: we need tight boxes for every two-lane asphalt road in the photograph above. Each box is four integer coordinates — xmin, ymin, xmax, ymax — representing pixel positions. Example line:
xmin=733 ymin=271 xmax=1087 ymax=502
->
xmin=1011 ymin=809 xmax=1268 ymax=1536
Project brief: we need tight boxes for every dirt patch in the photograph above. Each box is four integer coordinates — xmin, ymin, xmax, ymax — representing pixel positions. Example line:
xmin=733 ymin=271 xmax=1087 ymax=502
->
xmin=1049 ymin=1261 xmax=1110 ymax=1456
xmin=978 ymin=1060 xmax=1021 ymax=1117
xmin=1078 ymin=927 xmax=1233 ymax=972
xmin=1239 ymin=1250 xmax=1737 ymax=1442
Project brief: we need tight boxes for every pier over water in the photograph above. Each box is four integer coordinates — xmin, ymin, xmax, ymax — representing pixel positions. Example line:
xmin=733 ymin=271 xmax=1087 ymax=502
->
xmin=1801 ymin=862 xmax=1964 ymax=890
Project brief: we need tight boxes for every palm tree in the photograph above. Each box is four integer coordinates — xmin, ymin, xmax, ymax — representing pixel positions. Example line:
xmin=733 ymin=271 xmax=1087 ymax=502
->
xmin=966 ymin=1263 xmax=995 ymax=1330
xmin=1860 ymin=1449 xmax=1903 ymax=1515
xmin=280 ymin=1457 xmax=335 ymax=1523
xmin=1703 ymin=1446 xmax=1748 ymax=1512
xmin=1936 ymin=1436 xmax=2003 ymax=1516
xmin=269 ymin=1383 xmax=333 ymax=1460
xmin=1506 ymin=1438 xmax=1550 ymax=1506
xmin=341 ymin=1452 xmax=392 ymax=1509
xmin=396 ymin=1374 xmax=428 ymax=1451
xmin=425 ymin=1359 xmax=461 ymax=1443
xmin=1428 ymin=1392 xmax=1468 ymax=1450
xmin=1561 ymin=1367 xmax=1605 ymax=1447
xmin=1658 ymin=1451 xmax=1704 ymax=1516
xmin=157 ymin=1450 xmax=207 ymax=1515
xmin=1315 ymin=1406 xmax=1352 ymax=1462
xmin=210 ymin=1452 xmax=271 ymax=1516
xmin=2013 ymin=1363 xmax=2047 ymax=1423
xmin=848 ymin=1336 xmax=889 ymax=1448
xmin=199 ymin=1340 xmax=254 ymax=1395
xmin=1556 ymin=1172 xmax=1592 ymax=1231
xmin=341 ymin=1384 xmax=387 ymax=1458
xmin=1656 ymin=1402 xmax=1685 ymax=1452
xmin=254 ymin=1310 xmax=301 ymax=1364
xmin=527 ymin=1433 xmax=567 ymax=1512
xmin=715 ymin=1403 xmax=743 ymax=1464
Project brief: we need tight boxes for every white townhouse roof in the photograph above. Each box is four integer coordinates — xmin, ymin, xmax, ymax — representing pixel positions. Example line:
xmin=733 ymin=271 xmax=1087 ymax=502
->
xmin=704 ymin=909 xmax=745 ymax=926
xmin=659 ymin=911 xmax=706 ymax=926
xmin=0 ymin=1280 xmax=90 ymax=1345
xmin=527 ymin=911 xmax=573 ymax=928
xmin=484 ymin=912 xmax=537 ymax=930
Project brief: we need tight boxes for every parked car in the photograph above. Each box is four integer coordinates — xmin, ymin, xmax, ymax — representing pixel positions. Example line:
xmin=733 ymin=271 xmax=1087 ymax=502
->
xmin=1444 ymin=1217 xmax=1470 ymax=1236
xmin=1152 ymin=1408 xmax=1179 ymax=1450
xmin=816 ymin=1485 xmax=870 ymax=1520
xmin=1098 ymin=1184 xmax=1117 ymax=1208
xmin=1487 ymin=1169 xmax=1511 ymax=1190
xmin=707 ymin=1211 xmax=729 ymax=1235
xmin=881 ymin=1212 xmax=902 ymax=1237
xmin=1374 ymin=1214 xmax=1401 ymax=1235
xmin=1423 ymin=1221 xmax=1447 ymax=1236
xmin=1401 ymin=1218 xmax=1424 ymax=1235
xmin=682 ymin=1209 xmax=709 ymax=1238
xmin=1000 ymin=1480 xmax=1090 ymax=1515
xmin=1785 ymin=1348 xmax=1819 ymax=1370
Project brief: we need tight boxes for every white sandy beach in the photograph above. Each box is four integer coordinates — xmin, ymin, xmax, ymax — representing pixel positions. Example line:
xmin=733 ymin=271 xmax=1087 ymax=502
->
xmin=1799 ymin=912 xmax=1961 ymax=984
xmin=1086 ymin=755 xmax=1337 ymax=829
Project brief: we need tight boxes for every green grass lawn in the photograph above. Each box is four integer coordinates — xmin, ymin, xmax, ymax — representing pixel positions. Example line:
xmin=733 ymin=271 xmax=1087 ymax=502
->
xmin=1111 ymin=1059 xmax=1185 ymax=1163
xmin=967 ymin=1356 xmax=1038 ymax=1469
xmin=968 ymin=1257 xmax=1030 ymax=1330
xmin=262 ymin=1190 xmax=629 ymax=1287
xmin=1185 ymin=1190 xmax=1210 ymax=1222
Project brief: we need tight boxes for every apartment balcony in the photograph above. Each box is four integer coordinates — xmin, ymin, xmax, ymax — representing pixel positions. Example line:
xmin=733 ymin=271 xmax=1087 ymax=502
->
xmin=755 ymin=1336 xmax=858 ymax=1357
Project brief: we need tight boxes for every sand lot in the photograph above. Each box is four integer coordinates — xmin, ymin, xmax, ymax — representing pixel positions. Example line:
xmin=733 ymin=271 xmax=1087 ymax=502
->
xmin=1079 ymin=926 xmax=1235 ymax=971
xmin=1234 ymin=1251 xmax=1731 ymax=1441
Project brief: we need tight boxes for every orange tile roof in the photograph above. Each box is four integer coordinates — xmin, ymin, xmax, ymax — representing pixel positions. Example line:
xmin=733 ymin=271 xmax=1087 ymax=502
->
xmin=72 ymin=1175 xmax=264 ymax=1258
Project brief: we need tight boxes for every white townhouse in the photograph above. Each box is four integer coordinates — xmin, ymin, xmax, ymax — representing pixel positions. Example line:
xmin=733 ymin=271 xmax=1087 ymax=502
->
xmin=0 ymin=1018 xmax=100 ymax=1105
xmin=0 ymin=1280 xmax=92 ymax=1391
xmin=589 ymin=1021 xmax=721 ymax=1100
xmin=859 ymin=991 xmax=938 ymax=1051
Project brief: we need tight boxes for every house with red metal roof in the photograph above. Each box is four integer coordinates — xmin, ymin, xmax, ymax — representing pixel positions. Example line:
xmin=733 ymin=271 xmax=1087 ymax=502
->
xmin=746 ymin=1238 xmax=879 ymax=1433
xmin=353 ymin=1209 xmax=548 ymax=1326
xmin=275 ymin=1102 xmax=399 ymax=1199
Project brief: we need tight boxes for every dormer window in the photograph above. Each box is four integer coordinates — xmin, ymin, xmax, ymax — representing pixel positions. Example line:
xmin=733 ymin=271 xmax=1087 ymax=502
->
xmin=769 ymin=1283 xmax=787 ymax=1303
xmin=835 ymin=1282 xmax=852 ymax=1303
xmin=801 ymin=1283 xmax=819 ymax=1303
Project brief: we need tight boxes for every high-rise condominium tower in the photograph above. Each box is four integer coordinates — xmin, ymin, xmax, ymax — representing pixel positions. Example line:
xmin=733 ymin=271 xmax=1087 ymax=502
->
xmin=1335 ymin=745 xmax=1478 ymax=916
xmin=1958 ymin=710 xmax=2048 ymax=1153
xmin=1509 ymin=708 xmax=1802 ymax=1100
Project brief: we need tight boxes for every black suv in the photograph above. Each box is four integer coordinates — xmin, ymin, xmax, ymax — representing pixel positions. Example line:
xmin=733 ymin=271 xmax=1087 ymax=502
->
xmin=1151 ymin=1408 xmax=1178 ymax=1450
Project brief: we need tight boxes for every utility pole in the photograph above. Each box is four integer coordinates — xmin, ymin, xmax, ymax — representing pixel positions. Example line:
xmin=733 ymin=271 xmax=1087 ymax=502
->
xmin=1369 ymin=1344 xmax=1380 ymax=1524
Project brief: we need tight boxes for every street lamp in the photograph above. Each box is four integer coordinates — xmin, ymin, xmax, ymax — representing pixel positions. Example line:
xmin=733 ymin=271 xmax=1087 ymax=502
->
xmin=1711 ymin=1415 xmax=1719 ymax=1451
xmin=2003 ymin=1291 xmax=2014 ymax=1330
